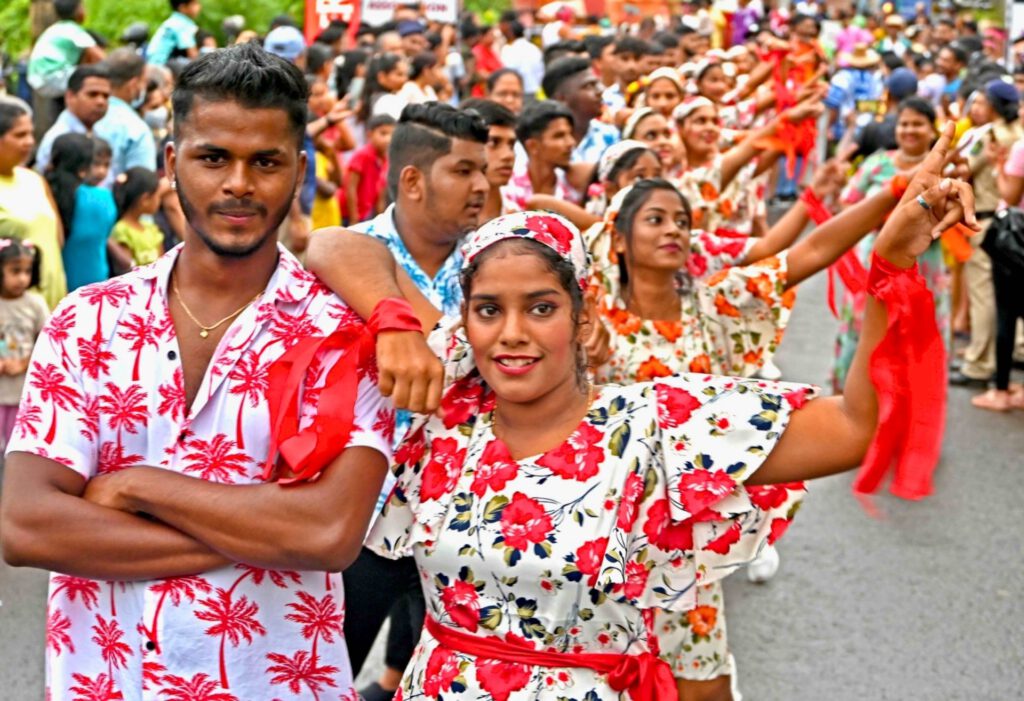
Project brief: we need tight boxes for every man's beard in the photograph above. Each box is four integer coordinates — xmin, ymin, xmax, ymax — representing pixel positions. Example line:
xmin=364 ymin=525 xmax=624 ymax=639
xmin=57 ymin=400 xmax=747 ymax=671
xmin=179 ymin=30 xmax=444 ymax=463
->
xmin=175 ymin=174 xmax=295 ymax=258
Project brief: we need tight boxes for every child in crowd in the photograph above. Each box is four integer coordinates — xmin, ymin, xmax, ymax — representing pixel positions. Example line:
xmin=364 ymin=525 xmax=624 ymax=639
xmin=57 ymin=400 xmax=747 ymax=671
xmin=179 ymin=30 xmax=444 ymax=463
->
xmin=87 ymin=137 xmax=112 ymax=186
xmin=346 ymin=114 xmax=395 ymax=224
xmin=45 ymin=133 xmax=119 ymax=291
xmin=312 ymin=134 xmax=343 ymax=229
xmin=0 ymin=238 xmax=48 ymax=448
xmin=112 ymin=167 xmax=166 ymax=267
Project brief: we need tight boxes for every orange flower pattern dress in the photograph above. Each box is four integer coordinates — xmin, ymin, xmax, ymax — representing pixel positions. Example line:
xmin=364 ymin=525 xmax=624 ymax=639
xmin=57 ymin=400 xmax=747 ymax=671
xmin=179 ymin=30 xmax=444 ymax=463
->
xmin=366 ymin=318 xmax=812 ymax=697
xmin=675 ymin=154 xmax=759 ymax=235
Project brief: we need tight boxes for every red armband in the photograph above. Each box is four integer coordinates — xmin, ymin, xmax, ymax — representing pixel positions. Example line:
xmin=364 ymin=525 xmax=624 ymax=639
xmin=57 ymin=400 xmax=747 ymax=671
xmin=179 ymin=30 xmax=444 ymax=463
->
xmin=852 ymin=253 xmax=946 ymax=501
xmin=368 ymin=297 xmax=422 ymax=337
xmin=799 ymin=188 xmax=832 ymax=225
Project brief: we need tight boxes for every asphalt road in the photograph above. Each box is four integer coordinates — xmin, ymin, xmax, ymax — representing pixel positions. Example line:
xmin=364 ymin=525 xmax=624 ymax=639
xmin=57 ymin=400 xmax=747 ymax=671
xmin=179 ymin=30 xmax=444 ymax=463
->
xmin=3 ymin=272 xmax=1023 ymax=700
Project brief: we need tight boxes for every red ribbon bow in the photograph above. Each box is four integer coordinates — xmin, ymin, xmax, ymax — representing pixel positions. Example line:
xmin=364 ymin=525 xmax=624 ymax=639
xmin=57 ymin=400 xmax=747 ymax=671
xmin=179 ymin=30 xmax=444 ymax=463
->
xmin=263 ymin=325 xmax=374 ymax=485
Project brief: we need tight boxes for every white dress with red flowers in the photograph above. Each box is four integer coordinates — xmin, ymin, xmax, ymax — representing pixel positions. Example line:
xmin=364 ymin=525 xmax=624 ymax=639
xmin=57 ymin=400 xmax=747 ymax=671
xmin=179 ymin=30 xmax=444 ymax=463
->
xmin=595 ymin=254 xmax=794 ymax=386
xmin=367 ymin=336 xmax=812 ymax=699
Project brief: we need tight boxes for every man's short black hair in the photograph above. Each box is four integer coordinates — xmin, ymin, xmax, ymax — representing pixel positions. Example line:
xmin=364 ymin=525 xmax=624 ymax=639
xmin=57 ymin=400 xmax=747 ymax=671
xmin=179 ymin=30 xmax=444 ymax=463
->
xmin=460 ymin=98 xmax=516 ymax=129
xmin=542 ymin=56 xmax=591 ymax=99
xmin=172 ymin=41 xmax=309 ymax=149
xmin=67 ymin=64 xmax=110 ymax=93
xmin=306 ymin=43 xmax=334 ymax=75
xmin=54 ymin=0 xmax=82 ymax=20
xmin=584 ymin=35 xmax=615 ymax=60
xmin=508 ymin=20 xmax=526 ymax=40
xmin=170 ymin=0 xmax=194 ymax=9
xmin=103 ymin=48 xmax=146 ymax=87
xmin=516 ymin=100 xmax=574 ymax=143
xmin=367 ymin=113 xmax=397 ymax=131
xmin=654 ymin=31 xmax=681 ymax=50
xmin=387 ymin=102 xmax=488 ymax=198
xmin=543 ymin=40 xmax=587 ymax=66
xmin=315 ymin=23 xmax=347 ymax=46
xmin=613 ymin=36 xmax=651 ymax=57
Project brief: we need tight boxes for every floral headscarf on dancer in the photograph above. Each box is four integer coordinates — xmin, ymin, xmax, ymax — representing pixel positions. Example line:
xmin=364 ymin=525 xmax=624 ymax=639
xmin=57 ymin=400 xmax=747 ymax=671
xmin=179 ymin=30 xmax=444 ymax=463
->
xmin=431 ymin=212 xmax=593 ymax=390
xmin=584 ymin=139 xmax=661 ymax=218
xmin=462 ymin=211 xmax=591 ymax=291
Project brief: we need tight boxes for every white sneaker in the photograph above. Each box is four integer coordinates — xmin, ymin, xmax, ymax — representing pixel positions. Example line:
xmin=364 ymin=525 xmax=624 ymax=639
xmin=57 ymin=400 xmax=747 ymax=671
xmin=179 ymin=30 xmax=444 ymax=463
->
xmin=747 ymin=546 xmax=780 ymax=584
xmin=756 ymin=359 xmax=782 ymax=381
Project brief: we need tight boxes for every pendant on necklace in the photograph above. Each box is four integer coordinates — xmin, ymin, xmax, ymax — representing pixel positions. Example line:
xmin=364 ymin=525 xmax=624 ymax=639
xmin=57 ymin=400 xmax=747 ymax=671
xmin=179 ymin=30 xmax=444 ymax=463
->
xmin=200 ymin=329 xmax=209 ymax=339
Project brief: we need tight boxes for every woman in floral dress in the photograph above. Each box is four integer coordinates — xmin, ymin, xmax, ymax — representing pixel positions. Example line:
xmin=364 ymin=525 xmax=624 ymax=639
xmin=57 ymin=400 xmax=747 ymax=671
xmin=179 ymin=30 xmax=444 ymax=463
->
xmin=672 ymin=98 xmax=820 ymax=236
xmin=623 ymin=108 xmax=683 ymax=181
xmin=833 ymin=96 xmax=951 ymax=391
xmin=575 ymin=173 xmax=901 ymax=695
xmin=307 ymin=125 xmax=973 ymax=700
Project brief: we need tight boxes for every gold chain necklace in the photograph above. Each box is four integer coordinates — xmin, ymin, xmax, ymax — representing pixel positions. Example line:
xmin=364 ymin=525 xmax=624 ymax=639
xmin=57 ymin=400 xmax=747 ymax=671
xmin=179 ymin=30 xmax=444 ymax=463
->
xmin=172 ymin=281 xmax=261 ymax=339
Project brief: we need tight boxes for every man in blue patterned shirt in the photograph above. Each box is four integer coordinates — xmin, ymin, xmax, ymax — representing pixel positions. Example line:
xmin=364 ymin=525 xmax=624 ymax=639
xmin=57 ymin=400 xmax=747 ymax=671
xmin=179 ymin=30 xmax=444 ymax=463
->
xmin=543 ymin=56 xmax=620 ymax=163
xmin=348 ymin=103 xmax=489 ymax=317
xmin=309 ymin=102 xmax=488 ymax=701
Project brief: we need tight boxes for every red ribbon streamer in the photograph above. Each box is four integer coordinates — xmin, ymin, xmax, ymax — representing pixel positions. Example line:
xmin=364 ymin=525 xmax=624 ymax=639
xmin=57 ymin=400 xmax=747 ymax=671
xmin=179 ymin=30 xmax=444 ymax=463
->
xmin=799 ymin=189 xmax=832 ymax=225
xmin=853 ymin=253 xmax=946 ymax=500
xmin=826 ymin=250 xmax=869 ymax=319
xmin=263 ymin=325 xmax=374 ymax=485
xmin=424 ymin=616 xmax=678 ymax=701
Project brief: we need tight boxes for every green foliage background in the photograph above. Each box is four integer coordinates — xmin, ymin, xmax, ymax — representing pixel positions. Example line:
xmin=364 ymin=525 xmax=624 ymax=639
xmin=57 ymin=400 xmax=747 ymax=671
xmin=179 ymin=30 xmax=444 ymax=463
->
xmin=2 ymin=0 xmax=506 ymax=59
xmin=2 ymin=0 xmax=306 ymax=58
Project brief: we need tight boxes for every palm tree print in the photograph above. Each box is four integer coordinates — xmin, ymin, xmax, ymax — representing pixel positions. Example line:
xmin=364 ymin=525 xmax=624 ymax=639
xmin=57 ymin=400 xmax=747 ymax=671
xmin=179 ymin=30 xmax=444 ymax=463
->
xmin=181 ymin=434 xmax=249 ymax=483
xmin=284 ymin=591 xmax=344 ymax=661
xmin=69 ymin=672 xmax=124 ymax=701
xmin=98 ymin=442 xmax=144 ymax=474
xmin=78 ymin=335 xmax=116 ymax=380
xmin=80 ymin=279 xmax=132 ymax=338
xmin=78 ymin=396 xmax=100 ymax=442
xmin=50 ymin=575 xmax=101 ymax=610
xmin=265 ymin=650 xmax=339 ymax=701
xmin=157 ymin=673 xmax=238 ymax=701
xmin=100 ymin=382 xmax=148 ymax=447
xmin=194 ymin=588 xmax=267 ymax=689
xmin=117 ymin=313 xmax=161 ymax=382
xmin=158 ymin=367 xmax=186 ymax=423
xmin=91 ymin=614 xmax=133 ymax=677
xmin=228 ymin=351 xmax=268 ymax=449
xmin=44 ymin=304 xmax=76 ymax=369
xmin=13 ymin=400 xmax=42 ymax=439
xmin=31 ymin=363 xmax=81 ymax=443
xmin=46 ymin=608 xmax=75 ymax=656
xmin=143 ymin=576 xmax=213 ymax=654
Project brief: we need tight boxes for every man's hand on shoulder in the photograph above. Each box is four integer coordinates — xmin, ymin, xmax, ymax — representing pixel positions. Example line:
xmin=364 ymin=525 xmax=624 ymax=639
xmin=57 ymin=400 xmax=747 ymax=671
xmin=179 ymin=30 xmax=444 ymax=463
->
xmin=377 ymin=330 xmax=444 ymax=413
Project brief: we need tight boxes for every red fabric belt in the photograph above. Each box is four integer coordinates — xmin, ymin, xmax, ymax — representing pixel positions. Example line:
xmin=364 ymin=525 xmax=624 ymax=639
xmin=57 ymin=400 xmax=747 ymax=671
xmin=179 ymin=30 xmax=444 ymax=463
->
xmin=424 ymin=616 xmax=678 ymax=701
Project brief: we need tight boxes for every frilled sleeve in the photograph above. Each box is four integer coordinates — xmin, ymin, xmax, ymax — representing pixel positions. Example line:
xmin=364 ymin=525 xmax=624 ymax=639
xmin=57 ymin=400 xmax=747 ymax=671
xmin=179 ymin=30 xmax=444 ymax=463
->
xmin=604 ymin=375 xmax=815 ymax=613
xmin=365 ymin=315 xmax=488 ymax=558
xmin=691 ymin=252 xmax=794 ymax=377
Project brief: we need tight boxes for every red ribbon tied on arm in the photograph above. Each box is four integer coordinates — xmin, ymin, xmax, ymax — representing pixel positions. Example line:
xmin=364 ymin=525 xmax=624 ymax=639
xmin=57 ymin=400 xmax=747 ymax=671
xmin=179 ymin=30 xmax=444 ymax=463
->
xmin=853 ymin=253 xmax=946 ymax=500
xmin=367 ymin=297 xmax=423 ymax=336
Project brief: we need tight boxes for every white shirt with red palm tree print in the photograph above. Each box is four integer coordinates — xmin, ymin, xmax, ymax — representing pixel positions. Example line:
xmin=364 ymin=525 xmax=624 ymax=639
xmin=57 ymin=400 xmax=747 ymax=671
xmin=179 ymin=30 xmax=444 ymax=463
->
xmin=8 ymin=244 xmax=391 ymax=701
